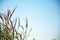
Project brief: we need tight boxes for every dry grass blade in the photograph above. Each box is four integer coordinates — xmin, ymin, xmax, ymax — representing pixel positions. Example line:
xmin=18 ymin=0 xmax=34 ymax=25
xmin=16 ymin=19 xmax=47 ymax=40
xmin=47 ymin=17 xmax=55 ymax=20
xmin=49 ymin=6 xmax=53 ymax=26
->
xmin=18 ymin=17 xmax=20 ymax=28
xmin=0 ymin=13 xmax=4 ymax=22
xmin=25 ymin=28 xmax=32 ymax=40
xmin=7 ymin=9 xmax=11 ymax=18
xmin=0 ymin=25 xmax=1 ymax=31
xmin=20 ymin=33 xmax=22 ymax=40
xmin=26 ymin=17 xmax=28 ymax=28
xmin=20 ymin=25 xmax=24 ymax=30
xmin=16 ymin=31 xmax=18 ymax=40
xmin=10 ymin=6 xmax=17 ymax=18
xmin=13 ymin=18 xmax=17 ymax=28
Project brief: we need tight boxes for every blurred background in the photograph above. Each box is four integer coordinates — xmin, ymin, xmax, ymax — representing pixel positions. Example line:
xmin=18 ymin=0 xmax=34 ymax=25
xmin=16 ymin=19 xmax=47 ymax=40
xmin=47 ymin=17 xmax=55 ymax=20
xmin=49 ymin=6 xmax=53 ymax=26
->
xmin=0 ymin=0 xmax=60 ymax=40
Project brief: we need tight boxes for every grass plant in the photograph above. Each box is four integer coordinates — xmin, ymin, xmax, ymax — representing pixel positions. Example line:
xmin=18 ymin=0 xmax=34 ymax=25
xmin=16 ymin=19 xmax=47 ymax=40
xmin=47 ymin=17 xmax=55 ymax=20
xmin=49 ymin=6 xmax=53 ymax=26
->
xmin=0 ymin=6 xmax=32 ymax=40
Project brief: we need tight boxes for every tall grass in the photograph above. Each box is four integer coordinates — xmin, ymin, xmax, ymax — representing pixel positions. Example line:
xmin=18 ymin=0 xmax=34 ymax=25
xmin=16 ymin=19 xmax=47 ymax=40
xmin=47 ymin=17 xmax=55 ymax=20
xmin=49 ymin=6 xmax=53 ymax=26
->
xmin=0 ymin=6 xmax=32 ymax=40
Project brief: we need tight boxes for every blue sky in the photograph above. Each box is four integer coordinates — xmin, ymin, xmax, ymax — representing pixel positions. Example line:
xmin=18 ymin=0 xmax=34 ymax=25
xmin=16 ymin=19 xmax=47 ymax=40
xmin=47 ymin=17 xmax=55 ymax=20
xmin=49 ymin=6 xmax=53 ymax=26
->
xmin=0 ymin=0 xmax=60 ymax=40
